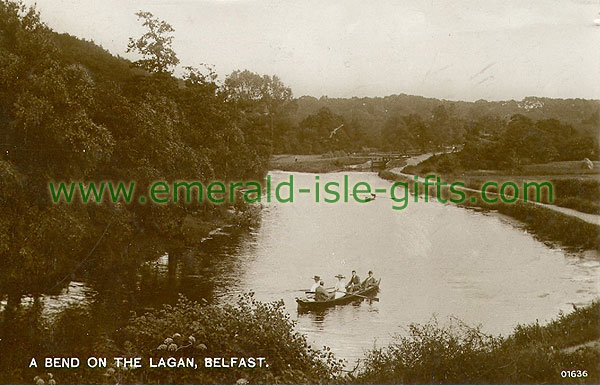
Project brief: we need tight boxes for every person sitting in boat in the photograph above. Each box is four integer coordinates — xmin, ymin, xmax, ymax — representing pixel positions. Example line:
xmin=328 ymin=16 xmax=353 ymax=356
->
xmin=314 ymin=280 xmax=333 ymax=302
xmin=345 ymin=270 xmax=361 ymax=292
xmin=333 ymin=274 xmax=346 ymax=299
xmin=310 ymin=275 xmax=320 ymax=293
xmin=362 ymin=270 xmax=377 ymax=289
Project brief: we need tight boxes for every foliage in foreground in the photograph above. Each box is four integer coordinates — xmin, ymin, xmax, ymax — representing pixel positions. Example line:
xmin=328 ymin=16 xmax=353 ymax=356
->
xmin=3 ymin=297 xmax=599 ymax=384
xmin=118 ymin=294 xmax=343 ymax=384
xmin=352 ymin=302 xmax=600 ymax=384
xmin=16 ymin=294 xmax=343 ymax=384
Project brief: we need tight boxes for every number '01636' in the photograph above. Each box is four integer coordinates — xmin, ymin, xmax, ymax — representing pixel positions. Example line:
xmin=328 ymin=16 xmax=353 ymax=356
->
xmin=561 ymin=370 xmax=587 ymax=378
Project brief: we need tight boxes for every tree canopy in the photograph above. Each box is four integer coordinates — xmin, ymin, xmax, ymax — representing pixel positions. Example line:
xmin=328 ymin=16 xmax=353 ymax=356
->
xmin=127 ymin=11 xmax=180 ymax=73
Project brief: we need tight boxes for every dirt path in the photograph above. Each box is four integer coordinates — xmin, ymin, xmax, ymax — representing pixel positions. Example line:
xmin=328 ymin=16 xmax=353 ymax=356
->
xmin=390 ymin=154 xmax=600 ymax=226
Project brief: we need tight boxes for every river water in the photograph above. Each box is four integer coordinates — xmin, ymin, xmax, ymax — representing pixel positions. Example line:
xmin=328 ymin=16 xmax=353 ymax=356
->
xmin=11 ymin=170 xmax=598 ymax=366
xmin=213 ymin=171 xmax=599 ymax=364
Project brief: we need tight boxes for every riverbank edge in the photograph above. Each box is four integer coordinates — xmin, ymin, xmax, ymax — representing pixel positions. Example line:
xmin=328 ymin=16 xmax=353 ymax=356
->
xmin=269 ymin=154 xmax=403 ymax=173
xmin=268 ymin=153 xmax=599 ymax=250
xmin=379 ymin=169 xmax=600 ymax=251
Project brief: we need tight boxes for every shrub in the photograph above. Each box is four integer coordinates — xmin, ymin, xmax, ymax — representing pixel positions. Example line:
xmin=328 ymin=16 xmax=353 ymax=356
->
xmin=351 ymin=304 xmax=600 ymax=384
xmin=114 ymin=294 xmax=344 ymax=384
xmin=353 ymin=317 xmax=503 ymax=384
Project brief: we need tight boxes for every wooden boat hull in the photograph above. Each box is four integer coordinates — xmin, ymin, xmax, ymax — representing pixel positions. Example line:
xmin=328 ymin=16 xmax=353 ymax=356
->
xmin=296 ymin=280 xmax=380 ymax=311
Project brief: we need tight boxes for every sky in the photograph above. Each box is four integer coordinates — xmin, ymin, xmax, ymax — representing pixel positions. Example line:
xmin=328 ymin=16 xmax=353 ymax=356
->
xmin=22 ymin=0 xmax=600 ymax=101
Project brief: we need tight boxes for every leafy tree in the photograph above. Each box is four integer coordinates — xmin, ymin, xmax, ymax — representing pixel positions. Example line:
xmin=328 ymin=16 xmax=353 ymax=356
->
xmin=0 ymin=1 xmax=115 ymax=307
xmin=127 ymin=11 xmax=179 ymax=73
xmin=223 ymin=70 xmax=293 ymax=164
xmin=404 ymin=114 xmax=432 ymax=151
xmin=296 ymin=107 xmax=345 ymax=154
xmin=382 ymin=114 xmax=413 ymax=152
xmin=0 ymin=2 xmax=274 ymax=311
xmin=224 ymin=70 xmax=292 ymax=114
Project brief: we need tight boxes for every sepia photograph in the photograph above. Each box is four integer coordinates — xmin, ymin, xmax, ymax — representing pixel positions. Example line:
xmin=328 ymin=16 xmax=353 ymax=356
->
xmin=0 ymin=0 xmax=599 ymax=383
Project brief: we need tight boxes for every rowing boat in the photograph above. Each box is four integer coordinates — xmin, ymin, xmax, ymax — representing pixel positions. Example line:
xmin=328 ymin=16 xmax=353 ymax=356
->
xmin=296 ymin=279 xmax=381 ymax=311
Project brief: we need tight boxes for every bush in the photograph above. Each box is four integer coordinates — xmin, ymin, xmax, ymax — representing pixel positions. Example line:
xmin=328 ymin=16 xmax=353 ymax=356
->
xmin=351 ymin=303 xmax=600 ymax=384
xmin=113 ymin=294 xmax=344 ymax=384
xmin=552 ymin=179 xmax=600 ymax=214
xmin=353 ymin=317 xmax=503 ymax=384
xmin=554 ymin=196 xmax=600 ymax=215
xmin=509 ymin=302 xmax=599 ymax=349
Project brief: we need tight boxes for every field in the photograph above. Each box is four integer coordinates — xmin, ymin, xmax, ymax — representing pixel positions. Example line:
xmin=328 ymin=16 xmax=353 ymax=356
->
xmin=270 ymin=154 xmax=369 ymax=173
xmin=404 ymin=158 xmax=600 ymax=214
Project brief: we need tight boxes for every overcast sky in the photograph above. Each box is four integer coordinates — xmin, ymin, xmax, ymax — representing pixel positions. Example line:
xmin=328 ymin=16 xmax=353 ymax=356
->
xmin=23 ymin=0 xmax=600 ymax=101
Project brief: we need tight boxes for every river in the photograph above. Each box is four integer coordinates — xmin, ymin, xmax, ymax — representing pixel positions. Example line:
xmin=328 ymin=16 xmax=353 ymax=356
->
xmin=213 ymin=171 xmax=599 ymax=364
xmin=9 ymin=170 xmax=598 ymax=367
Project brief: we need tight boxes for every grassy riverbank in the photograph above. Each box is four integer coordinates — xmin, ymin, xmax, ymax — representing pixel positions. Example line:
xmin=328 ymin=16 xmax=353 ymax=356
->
xmin=404 ymin=156 xmax=600 ymax=215
xmin=380 ymin=169 xmax=599 ymax=251
xmin=381 ymin=155 xmax=600 ymax=251
xmin=270 ymin=154 xmax=369 ymax=173
xmin=352 ymin=301 xmax=599 ymax=384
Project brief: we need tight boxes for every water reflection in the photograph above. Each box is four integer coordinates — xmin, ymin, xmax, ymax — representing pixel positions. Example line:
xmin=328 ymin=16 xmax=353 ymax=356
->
xmin=1 ymin=224 xmax=259 ymax=327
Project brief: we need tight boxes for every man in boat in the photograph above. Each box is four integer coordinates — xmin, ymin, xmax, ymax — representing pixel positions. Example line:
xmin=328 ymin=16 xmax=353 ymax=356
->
xmin=314 ymin=280 xmax=334 ymax=301
xmin=345 ymin=270 xmax=361 ymax=292
xmin=310 ymin=275 xmax=320 ymax=293
xmin=361 ymin=270 xmax=377 ymax=289
xmin=333 ymin=274 xmax=346 ymax=299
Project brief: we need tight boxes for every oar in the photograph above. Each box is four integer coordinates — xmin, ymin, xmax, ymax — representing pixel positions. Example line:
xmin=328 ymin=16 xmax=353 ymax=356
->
xmin=302 ymin=287 xmax=333 ymax=293
xmin=304 ymin=288 xmax=345 ymax=294
xmin=335 ymin=290 xmax=379 ymax=302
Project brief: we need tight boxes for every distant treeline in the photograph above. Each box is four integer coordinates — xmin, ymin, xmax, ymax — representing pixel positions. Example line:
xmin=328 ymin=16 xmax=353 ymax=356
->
xmin=272 ymin=96 xmax=599 ymax=162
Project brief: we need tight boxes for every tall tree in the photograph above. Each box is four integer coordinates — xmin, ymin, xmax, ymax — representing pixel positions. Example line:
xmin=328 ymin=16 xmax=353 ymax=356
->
xmin=223 ymin=70 xmax=293 ymax=160
xmin=127 ymin=11 xmax=179 ymax=73
xmin=224 ymin=70 xmax=292 ymax=114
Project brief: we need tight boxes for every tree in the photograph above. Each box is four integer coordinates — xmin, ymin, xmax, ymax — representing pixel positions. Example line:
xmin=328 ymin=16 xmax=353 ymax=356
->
xmin=224 ymin=70 xmax=292 ymax=114
xmin=223 ymin=70 xmax=293 ymax=160
xmin=404 ymin=114 xmax=432 ymax=151
xmin=0 ymin=2 xmax=117 ymax=308
xmin=382 ymin=114 xmax=412 ymax=152
xmin=127 ymin=11 xmax=179 ymax=73
xmin=295 ymin=107 xmax=345 ymax=153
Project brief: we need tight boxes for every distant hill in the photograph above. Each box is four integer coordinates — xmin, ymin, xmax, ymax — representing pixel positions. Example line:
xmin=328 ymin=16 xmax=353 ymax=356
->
xmin=292 ymin=95 xmax=599 ymax=134
xmin=49 ymin=31 xmax=599 ymax=134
